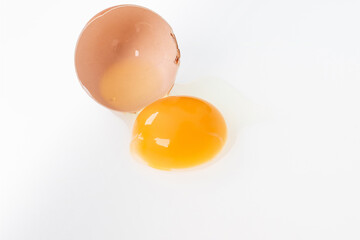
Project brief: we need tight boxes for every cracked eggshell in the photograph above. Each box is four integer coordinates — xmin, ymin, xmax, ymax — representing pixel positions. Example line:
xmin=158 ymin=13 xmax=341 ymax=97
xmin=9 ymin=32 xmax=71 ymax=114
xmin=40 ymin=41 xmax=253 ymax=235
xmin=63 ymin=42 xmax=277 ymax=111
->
xmin=75 ymin=5 xmax=180 ymax=112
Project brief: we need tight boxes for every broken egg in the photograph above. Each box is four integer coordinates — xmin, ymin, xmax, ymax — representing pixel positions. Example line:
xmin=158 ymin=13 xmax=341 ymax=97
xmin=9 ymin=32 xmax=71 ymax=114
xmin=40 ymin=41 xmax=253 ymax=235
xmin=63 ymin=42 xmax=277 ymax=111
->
xmin=75 ymin=5 xmax=180 ymax=112
xmin=75 ymin=5 xmax=228 ymax=170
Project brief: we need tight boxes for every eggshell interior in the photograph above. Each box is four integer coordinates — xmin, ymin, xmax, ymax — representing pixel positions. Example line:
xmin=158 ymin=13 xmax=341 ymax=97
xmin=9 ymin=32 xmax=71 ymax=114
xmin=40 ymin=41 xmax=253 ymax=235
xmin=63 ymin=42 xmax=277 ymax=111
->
xmin=75 ymin=5 xmax=180 ymax=112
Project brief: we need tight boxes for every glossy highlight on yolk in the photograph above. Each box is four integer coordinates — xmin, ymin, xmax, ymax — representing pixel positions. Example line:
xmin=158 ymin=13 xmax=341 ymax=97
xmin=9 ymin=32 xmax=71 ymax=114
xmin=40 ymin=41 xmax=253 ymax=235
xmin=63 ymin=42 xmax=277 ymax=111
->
xmin=131 ymin=96 xmax=227 ymax=170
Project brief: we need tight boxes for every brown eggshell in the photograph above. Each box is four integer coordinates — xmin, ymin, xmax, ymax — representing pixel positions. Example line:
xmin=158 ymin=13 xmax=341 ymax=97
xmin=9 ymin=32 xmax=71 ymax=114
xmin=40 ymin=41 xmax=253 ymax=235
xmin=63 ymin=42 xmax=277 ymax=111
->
xmin=75 ymin=5 xmax=180 ymax=112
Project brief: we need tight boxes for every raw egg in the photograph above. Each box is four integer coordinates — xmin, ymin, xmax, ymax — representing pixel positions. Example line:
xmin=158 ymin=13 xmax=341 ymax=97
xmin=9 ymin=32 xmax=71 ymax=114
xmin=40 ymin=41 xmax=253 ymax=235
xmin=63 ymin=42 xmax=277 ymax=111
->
xmin=75 ymin=5 xmax=228 ymax=170
xmin=75 ymin=5 xmax=180 ymax=112
xmin=131 ymin=96 xmax=227 ymax=170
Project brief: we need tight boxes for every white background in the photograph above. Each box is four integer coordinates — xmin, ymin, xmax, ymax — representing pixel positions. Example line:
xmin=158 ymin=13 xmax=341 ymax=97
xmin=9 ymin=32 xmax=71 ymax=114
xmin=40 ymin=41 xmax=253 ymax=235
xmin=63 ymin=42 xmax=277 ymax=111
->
xmin=1 ymin=0 xmax=360 ymax=239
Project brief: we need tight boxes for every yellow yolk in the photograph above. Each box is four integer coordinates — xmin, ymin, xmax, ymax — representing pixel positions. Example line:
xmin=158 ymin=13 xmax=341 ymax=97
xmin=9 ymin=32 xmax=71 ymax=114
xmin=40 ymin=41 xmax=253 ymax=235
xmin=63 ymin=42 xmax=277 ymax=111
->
xmin=131 ymin=96 xmax=227 ymax=170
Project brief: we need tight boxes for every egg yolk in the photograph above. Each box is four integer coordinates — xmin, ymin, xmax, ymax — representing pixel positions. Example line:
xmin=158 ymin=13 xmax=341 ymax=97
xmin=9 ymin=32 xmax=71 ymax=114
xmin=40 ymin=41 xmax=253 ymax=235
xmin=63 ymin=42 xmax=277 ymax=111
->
xmin=131 ymin=96 xmax=227 ymax=170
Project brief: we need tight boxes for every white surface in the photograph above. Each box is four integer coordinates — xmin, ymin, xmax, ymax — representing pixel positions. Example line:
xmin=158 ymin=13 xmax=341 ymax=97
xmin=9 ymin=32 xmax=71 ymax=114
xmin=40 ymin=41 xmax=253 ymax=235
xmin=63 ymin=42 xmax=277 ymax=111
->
xmin=1 ymin=0 xmax=360 ymax=239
